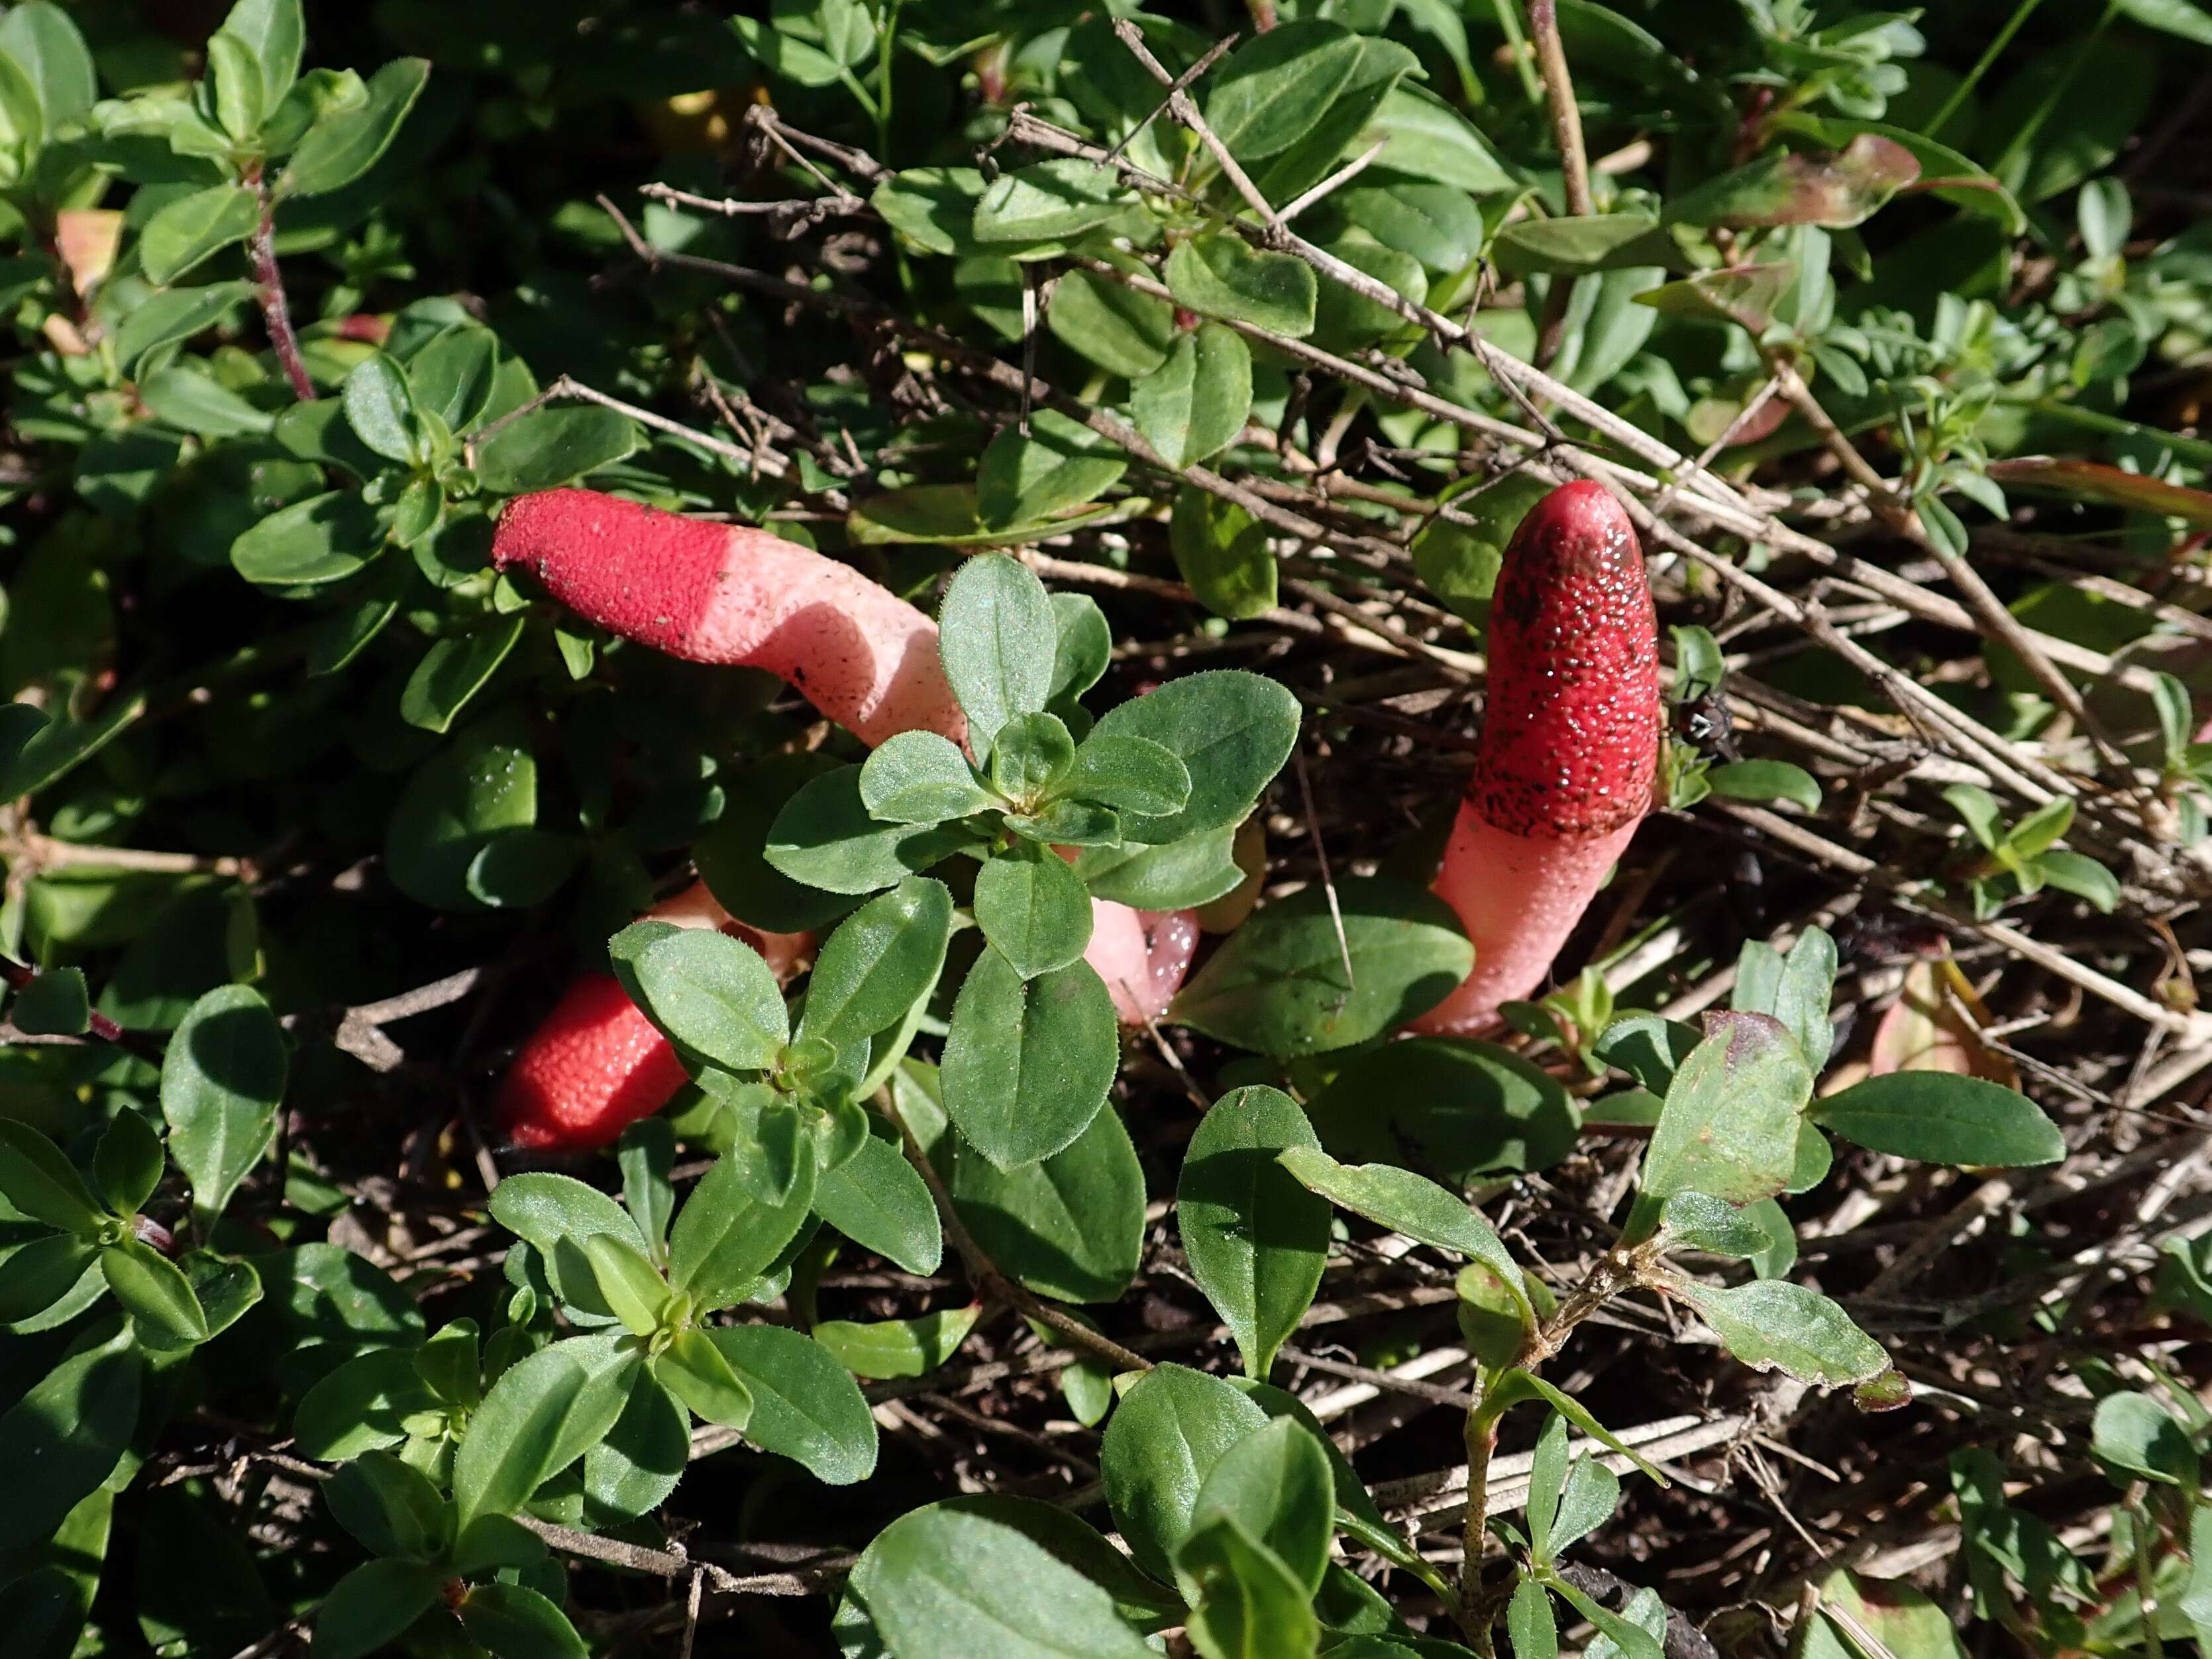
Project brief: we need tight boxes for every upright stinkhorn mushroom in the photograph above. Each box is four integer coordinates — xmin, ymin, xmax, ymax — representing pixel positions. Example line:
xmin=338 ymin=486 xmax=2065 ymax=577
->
xmin=1414 ymin=479 xmax=1660 ymax=1036
xmin=490 ymin=489 xmax=1196 ymax=1147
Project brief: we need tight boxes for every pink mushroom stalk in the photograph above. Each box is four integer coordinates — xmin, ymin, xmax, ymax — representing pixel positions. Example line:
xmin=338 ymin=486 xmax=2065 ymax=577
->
xmin=490 ymin=489 xmax=1196 ymax=1144
xmin=1412 ymin=480 xmax=1661 ymax=1036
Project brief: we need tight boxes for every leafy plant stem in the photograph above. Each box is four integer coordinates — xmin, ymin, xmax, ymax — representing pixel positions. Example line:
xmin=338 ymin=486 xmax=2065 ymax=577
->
xmin=1528 ymin=0 xmax=1593 ymax=368
xmin=1987 ymin=0 xmax=2117 ymax=187
xmin=1922 ymin=0 xmax=2046 ymax=138
xmin=874 ymin=1087 xmax=1153 ymax=1375
xmin=247 ymin=173 xmax=315 ymax=402
xmin=0 ymin=956 xmax=164 ymax=1062
xmin=1461 ymin=1401 xmax=1501 ymax=1651
xmin=1491 ymin=0 xmax=1544 ymax=103
xmin=874 ymin=0 xmax=901 ymax=160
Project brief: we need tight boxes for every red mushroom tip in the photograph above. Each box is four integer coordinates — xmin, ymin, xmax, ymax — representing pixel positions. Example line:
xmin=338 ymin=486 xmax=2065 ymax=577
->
xmin=1415 ymin=479 xmax=1659 ymax=1036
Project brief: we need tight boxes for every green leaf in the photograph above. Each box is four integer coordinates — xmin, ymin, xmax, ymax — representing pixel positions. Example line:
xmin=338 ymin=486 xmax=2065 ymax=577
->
xmin=1063 ymin=734 xmax=1192 ymax=819
xmin=859 ymin=731 xmax=990 ymax=825
xmin=2090 ymin=1391 xmax=2197 ymax=1485
xmin=139 ymin=364 xmax=276 ymax=438
xmin=1277 ymin=1144 xmax=1528 ymax=1319
xmin=139 ymin=185 xmax=261 ymax=287
xmin=939 ymin=1080 xmax=1146 ymax=1305
xmin=797 ymin=877 xmax=954 ymax=1064
xmin=940 ymin=948 xmax=1118 ymax=1169
xmin=1048 ymin=266 xmax=1173 ymax=377
xmin=215 ymin=0 xmax=303 ymax=101
xmin=871 ymin=166 xmax=988 ymax=256
xmin=1166 ymin=236 xmax=1318 ymax=338
xmin=324 ymin=1448 xmax=446 ymax=1559
xmin=765 ymin=762 xmax=980 ymax=896
xmin=291 ymin=1349 xmax=437 ymax=1460
xmin=474 ymin=405 xmax=639 ymax=493
xmin=488 ymin=1172 xmax=649 ymax=1322
xmin=657 ymin=1326 xmax=755 ymax=1429
xmin=1356 ymin=83 xmax=1513 ymax=192
xmin=813 ymin=1132 xmax=942 ymax=1276
xmin=1811 ymin=1074 xmax=2063 ymax=1167
xmin=0 ymin=695 xmax=144 ymax=806
xmin=102 ymin=1236 xmax=208 ymax=1346
xmin=1665 ymin=1276 xmax=1887 ymax=1387
xmin=0 ymin=1232 xmax=98 ymax=1324
xmin=231 ymin=490 xmax=382 ymax=587
xmin=398 ymin=619 xmax=524 ymax=735
xmin=452 ymin=1338 xmax=635 ymax=1529
xmin=989 ymin=711 xmax=1077 ymax=805
xmin=1170 ymin=487 xmax=1277 ymax=623
xmin=1188 ymin=1416 xmax=1335 ymax=1591
xmin=1204 ymin=21 xmax=1365 ymax=160
xmin=579 ymin=1233 xmax=671 ymax=1338
xmin=631 ymin=927 xmax=790 ymax=1073
xmin=667 ymin=1147 xmax=819 ymax=1311
xmin=1509 ymin=1578 xmax=1560 ymax=1659
xmin=937 ymin=554 xmax=1059 ymax=755
xmin=278 ymin=56 xmax=429 ymax=196
xmin=709 ymin=1325 xmax=878 ymax=1484
xmin=111 ymin=282 xmax=258 ymax=372
xmin=1133 ymin=325 xmax=1251 ymax=471
xmin=973 ymin=851 xmax=1094 ymax=978
xmin=1084 ymin=670 xmax=1299 ymax=843
xmin=340 ymin=352 xmax=417 ymax=464
xmin=1307 ymin=1036 xmax=1581 ymax=1183
xmin=405 ymin=324 xmax=501 ymax=432
xmin=813 ymin=1304 xmax=980 ymax=1380
xmin=160 ymin=984 xmax=286 ymax=1227
xmin=1637 ymin=1011 xmax=1811 ymax=1215
xmin=1705 ymin=760 xmax=1822 ymax=813
xmin=1069 ymin=829 xmax=1245 ymax=910
xmin=863 ymin=1508 xmax=1159 ymax=1659
xmin=1177 ymin=1516 xmax=1321 ymax=1659
xmin=0 ymin=3 xmax=95 ymax=129
xmin=1102 ymin=1363 xmax=1272 ymax=1578
xmin=457 ymin=1583 xmax=587 ymax=1659
xmin=1658 ymin=1191 xmax=1783 ymax=1261
xmin=1179 ymin=1086 xmax=1328 ymax=1380
xmin=1732 ymin=929 xmax=1839 ymax=1074
xmin=971 ymin=158 xmax=1132 ymax=248
xmin=975 ymin=412 xmax=1128 ymax=534
xmin=11 ymin=965 xmax=88 ymax=1036
xmin=2036 ymin=850 xmax=2119 ymax=913
xmin=0 ymin=1335 xmax=140 ymax=1550
xmin=312 ymin=1559 xmax=443 ymax=1659
xmin=1170 ymin=877 xmax=1472 ymax=1056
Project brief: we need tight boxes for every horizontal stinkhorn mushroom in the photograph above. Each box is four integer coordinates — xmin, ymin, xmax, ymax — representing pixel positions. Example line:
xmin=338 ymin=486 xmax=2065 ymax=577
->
xmin=498 ymin=881 xmax=811 ymax=1152
xmin=1412 ymin=479 xmax=1660 ymax=1036
xmin=490 ymin=488 xmax=967 ymax=749
xmin=490 ymin=489 xmax=1199 ymax=1140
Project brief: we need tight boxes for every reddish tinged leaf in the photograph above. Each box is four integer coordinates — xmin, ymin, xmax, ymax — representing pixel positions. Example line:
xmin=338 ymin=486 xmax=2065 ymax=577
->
xmin=1636 ymin=263 xmax=1798 ymax=335
xmin=1865 ymin=952 xmax=2021 ymax=1089
xmin=1670 ymin=134 xmax=1919 ymax=229
xmin=1985 ymin=457 xmax=2212 ymax=529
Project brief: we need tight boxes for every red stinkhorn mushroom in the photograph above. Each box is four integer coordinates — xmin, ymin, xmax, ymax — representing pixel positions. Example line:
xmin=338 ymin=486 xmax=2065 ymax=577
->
xmin=491 ymin=489 xmax=967 ymax=748
xmin=1412 ymin=479 xmax=1660 ymax=1036
xmin=498 ymin=881 xmax=809 ymax=1152
xmin=489 ymin=489 xmax=1200 ymax=1143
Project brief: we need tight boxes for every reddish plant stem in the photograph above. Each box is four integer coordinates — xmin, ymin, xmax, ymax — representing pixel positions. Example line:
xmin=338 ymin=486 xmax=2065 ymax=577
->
xmin=0 ymin=957 xmax=162 ymax=1061
xmin=247 ymin=173 xmax=315 ymax=402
